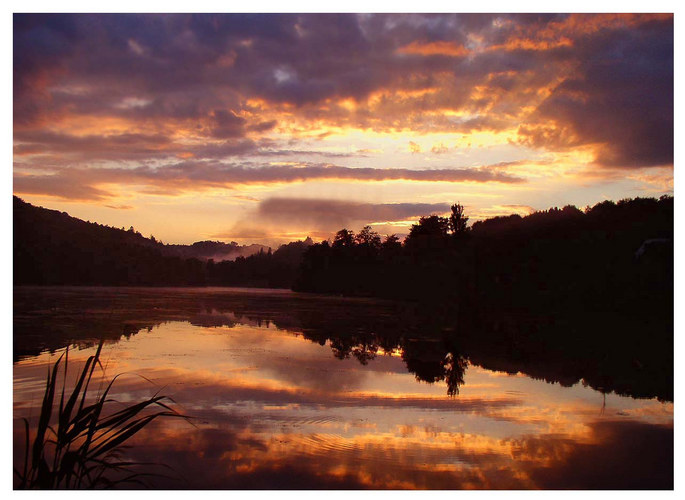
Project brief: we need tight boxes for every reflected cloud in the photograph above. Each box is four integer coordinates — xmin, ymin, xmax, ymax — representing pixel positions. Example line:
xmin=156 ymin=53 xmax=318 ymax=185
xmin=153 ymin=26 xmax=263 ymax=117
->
xmin=14 ymin=287 xmax=673 ymax=489
xmin=509 ymin=420 xmax=673 ymax=489
xmin=96 ymin=403 xmax=673 ymax=489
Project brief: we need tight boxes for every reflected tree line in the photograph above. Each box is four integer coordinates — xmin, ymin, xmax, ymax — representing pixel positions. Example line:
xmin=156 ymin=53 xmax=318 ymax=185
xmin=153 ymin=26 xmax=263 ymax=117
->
xmin=15 ymin=286 xmax=673 ymax=401
xmin=292 ymin=299 xmax=672 ymax=401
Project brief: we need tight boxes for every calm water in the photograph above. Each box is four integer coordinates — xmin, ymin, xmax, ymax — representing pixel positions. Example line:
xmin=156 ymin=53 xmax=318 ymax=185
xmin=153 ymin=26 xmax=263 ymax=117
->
xmin=13 ymin=287 xmax=673 ymax=489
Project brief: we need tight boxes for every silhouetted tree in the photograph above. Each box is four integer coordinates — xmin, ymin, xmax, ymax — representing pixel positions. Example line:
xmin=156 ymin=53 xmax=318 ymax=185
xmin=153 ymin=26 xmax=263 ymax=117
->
xmin=407 ymin=215 xmax=450 ymax=239
xmin=333 ymin=229 xmax=355 ymax=248
xmin=442 ymin=352 xmax=468 ymax=397
xmin=355 ymin=226 xmax=382 ymax=249
xmin=380 ymin=234 xmax=402 ymax=258
xmin=448 ymin=203 xmax=469 ymax=237
xmin=403 ymin=215 xmax=450 ymax=256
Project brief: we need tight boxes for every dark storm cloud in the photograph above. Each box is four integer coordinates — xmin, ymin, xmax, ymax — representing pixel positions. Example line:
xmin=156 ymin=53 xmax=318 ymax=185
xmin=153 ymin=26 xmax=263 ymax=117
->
xmin=14 ymin=131 xmax=269 ymax=164
xmin=516 ymin=15 xmax=673 ymax=168
xmin=13 ymin=14 xmax=476 ymax=124
xmin=209 ymin=109 xmax=251 ymax=138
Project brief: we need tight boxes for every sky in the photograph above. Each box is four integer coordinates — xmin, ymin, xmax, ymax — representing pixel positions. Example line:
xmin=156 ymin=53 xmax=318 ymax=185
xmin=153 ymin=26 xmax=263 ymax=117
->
xmin=12 ymin=12 xmax=674 ymax=246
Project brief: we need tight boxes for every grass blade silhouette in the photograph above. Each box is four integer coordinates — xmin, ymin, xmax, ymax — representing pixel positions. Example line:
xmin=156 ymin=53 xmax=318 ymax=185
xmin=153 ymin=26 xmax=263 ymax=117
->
xmin=15 ymin=341 xmax=188 ymax=489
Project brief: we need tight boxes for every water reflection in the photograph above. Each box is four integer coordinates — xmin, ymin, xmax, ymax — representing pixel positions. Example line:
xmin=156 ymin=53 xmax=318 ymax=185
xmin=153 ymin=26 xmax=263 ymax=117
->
xmin=13 ymin=287 xmax=673 ymax=489
xmin=14 ymin=286 xmax=673 ymax=401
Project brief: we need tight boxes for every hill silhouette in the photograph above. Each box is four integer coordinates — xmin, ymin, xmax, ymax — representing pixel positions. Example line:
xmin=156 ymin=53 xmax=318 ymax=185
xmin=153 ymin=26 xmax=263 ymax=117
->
xmin=14 ymin=196 xmax=205 ymax=285
xmin=13 ymin=196 xmax=310 ymax=286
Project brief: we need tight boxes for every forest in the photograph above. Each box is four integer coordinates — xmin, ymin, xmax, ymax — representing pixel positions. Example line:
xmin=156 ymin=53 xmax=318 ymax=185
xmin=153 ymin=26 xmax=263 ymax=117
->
xmin=295 ymin=196 xmax=673 ymax=312
xmin=14 ymin=194 xmax=673 ymax=319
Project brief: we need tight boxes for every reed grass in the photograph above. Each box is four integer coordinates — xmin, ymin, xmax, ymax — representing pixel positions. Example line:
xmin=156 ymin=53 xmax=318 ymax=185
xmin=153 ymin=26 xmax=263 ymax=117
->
xmin=15 ymin=340 xmax=188 ymax=489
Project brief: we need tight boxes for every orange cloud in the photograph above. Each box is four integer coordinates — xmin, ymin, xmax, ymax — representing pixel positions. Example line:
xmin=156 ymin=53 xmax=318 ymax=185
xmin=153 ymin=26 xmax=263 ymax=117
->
xmin=397 ymin=40 xmax=470 ymax=57
xmin=489 ymin=37 xmax=573 ymax=52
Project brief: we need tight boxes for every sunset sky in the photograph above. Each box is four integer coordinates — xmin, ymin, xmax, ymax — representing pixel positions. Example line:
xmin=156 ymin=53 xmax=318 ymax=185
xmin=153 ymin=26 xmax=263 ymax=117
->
xmin=13 ymin=12 xmax=674 ymax=246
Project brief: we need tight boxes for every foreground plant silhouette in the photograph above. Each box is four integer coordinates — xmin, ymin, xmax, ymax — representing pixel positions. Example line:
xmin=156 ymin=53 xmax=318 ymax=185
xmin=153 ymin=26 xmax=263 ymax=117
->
xmin=15 ymin=341 xmax=188 ymax=489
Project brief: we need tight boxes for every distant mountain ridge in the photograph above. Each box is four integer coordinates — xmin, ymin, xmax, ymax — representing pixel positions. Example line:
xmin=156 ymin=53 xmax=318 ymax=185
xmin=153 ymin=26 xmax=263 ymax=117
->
xmin=159 ymin=240 xmax=269 ymax=262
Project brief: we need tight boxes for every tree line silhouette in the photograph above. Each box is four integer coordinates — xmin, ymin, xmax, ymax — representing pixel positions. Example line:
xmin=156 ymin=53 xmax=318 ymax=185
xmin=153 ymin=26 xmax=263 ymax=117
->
xmin=14 ymin=195 xmax=673 ymax=321
xmin=13 ymin=194 xmax=674 ymax=401
xmin=295 ymin=197 xmax=673 ymax=316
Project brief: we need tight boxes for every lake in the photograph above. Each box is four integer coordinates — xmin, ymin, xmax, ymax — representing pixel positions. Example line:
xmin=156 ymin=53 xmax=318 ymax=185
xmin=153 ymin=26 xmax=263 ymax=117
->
xmin=13 ymin=286 xmax=673 ymax=489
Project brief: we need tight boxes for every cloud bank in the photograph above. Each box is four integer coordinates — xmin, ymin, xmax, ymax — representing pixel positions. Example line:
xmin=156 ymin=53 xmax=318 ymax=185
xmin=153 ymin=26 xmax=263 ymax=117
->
xmin=14 ymin=162 xmax=523 ymax=201
xmin=14 ymin=13 xmax=673 ymax=176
